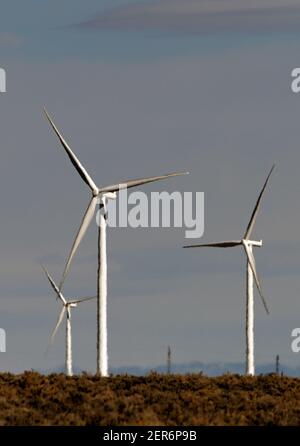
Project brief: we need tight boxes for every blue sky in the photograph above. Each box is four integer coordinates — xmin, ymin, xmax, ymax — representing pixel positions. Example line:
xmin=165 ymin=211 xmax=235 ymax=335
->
xmin=1 ymin=1 xmax=300 ymax=373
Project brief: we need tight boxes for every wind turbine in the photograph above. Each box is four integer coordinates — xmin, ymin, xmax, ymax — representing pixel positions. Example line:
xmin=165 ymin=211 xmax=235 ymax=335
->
xmin=44 ymin=108 xmax=189 ymax=376
xmin=42 ymin=266 xmax=95 ymax=376
xmin=183 ymin=165 xmax=275 ymax=376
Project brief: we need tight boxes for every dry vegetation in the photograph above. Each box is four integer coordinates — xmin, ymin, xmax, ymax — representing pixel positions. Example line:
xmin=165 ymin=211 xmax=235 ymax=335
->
xmin=0 ymin=372 xmax=299 ymax=425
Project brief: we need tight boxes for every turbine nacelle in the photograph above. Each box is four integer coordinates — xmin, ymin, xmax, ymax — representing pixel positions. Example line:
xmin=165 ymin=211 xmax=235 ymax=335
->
xmin=102 ymin=192 xmax=117 ymax=200
xmin=242 ymin=239 xmax=262 ymax=248
xmin=93 ymin=190 xmax=118 ymax=200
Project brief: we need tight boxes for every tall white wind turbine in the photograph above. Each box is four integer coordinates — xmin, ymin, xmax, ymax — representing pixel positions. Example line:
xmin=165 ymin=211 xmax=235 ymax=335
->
xmin=183 ymin=165 xmax=275 ymax=376
xmin=42 ymin=266 xmax=95 ymax=376
xmin=44 ymin=109 xmax=189 ymax=376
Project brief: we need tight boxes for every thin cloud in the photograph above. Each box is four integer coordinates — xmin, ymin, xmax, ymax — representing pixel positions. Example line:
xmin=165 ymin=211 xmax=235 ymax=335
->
xmin=74 ymin=0 xmax=300 ymax=35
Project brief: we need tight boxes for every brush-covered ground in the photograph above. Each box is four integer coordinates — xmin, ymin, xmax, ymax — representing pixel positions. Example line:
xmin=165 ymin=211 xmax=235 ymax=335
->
xmin=0 ymin=372 xmax=299 ymax=425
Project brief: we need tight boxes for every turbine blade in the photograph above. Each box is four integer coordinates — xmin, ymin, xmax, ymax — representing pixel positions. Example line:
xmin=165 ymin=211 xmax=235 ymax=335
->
xmin=69 ymin=296 xmax=97 ymax=305
xmin=244 ymin=165 xmax=275 ymax=240
xmin=41 ymin=265 xmax=66 ymax=305
xmin=98 ymin=171 xmax=189 ymax=193
xmin=183 ymin=241 xmax=242 ymax=248
xmin=243 ymin=242 xmax=269 ymax=314
xmin=60 ymin=196 xmax=98 ymax=290
xmin=44 ymin=108 xmax=99 ymax=194
xmin=49 ymin=306 xmax=66 ymax=346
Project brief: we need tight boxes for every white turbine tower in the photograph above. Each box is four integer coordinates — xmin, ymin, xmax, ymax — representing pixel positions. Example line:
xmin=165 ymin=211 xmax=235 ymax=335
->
xmin=183 ymin=165 xmax=275 ymax=376
xmin=42 ymin=266 xmax=95 ymax=376
xmin=44 ymin=109 xmax=189 ymax=376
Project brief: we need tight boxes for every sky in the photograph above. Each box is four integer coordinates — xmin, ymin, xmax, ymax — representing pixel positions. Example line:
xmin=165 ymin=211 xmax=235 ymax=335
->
xmin=1 ymin=0 xmax=300 ymax=373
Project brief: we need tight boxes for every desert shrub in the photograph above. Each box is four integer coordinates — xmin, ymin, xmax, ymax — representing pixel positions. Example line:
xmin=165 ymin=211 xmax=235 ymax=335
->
xmin=0 ymin=372 xmax=299 ymax=425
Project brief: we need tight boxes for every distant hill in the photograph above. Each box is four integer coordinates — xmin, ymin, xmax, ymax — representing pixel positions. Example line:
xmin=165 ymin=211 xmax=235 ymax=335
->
xmin=111 ymin=362 xmax=298 ymax=376
xmin=40 ymin=361 xmax=300 ymax=376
